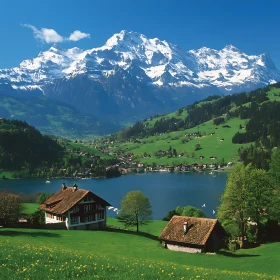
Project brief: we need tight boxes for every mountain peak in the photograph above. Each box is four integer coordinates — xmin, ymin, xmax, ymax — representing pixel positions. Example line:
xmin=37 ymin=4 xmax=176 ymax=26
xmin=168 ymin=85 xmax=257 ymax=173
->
xmin=223 ymin=44 xmax=241 ymax=53
xmin=105 ymin=30 xmax=145 ymax=48
xmin=49 ymin=44 xmax=65 ymax=53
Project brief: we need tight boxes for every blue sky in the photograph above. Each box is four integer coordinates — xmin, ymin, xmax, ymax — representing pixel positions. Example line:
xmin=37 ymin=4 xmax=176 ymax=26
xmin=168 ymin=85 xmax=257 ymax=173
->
xmin=1 ymin=0 xmax=280 ymax=68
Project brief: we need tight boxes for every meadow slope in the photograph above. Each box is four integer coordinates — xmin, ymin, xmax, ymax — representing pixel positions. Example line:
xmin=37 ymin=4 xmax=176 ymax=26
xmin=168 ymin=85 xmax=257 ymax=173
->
xmin=0 ymin=224 xmax=279 ymax=279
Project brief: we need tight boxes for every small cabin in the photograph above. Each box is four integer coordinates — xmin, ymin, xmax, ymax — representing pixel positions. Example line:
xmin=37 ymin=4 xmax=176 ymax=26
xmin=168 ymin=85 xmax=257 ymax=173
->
xmin=159 ymin=216 xmax=226 ymax=253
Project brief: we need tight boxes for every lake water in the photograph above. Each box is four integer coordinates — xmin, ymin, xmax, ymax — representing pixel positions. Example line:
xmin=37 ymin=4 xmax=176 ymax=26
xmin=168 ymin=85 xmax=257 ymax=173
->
xmin=0 ymin=172 xmax=228 ymax=220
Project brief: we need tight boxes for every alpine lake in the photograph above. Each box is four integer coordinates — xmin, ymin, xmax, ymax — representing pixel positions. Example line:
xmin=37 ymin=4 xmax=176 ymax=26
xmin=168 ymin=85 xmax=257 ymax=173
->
xmin=0 ymin=171 xmax=228 ymax=220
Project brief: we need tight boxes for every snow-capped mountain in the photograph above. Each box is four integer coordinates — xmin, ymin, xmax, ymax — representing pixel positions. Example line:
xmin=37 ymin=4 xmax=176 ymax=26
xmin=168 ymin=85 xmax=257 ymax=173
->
xmin=0 ymin=30 xmax=279 ymax=120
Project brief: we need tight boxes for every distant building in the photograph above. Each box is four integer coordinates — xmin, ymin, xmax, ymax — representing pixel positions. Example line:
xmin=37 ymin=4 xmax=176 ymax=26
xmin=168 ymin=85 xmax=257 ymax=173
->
xmin=159 ymin=216 xmax=226 ymax=253
xmin=39 ymin=183 xmax=111 ymax=230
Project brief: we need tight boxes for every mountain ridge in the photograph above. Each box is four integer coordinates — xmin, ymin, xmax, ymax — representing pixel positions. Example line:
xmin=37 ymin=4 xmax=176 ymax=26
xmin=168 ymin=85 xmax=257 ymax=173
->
xmin=0 ymin=30 xmax=279 ymax=124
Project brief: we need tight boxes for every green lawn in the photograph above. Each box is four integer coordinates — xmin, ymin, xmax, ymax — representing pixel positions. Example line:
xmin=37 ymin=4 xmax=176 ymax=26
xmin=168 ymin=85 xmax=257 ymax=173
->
xmin=21 ymin=203 xmax=39 ymax=214
xmin=107 ymin=217 xmax=168 ymax=236
xmin=0 ymin=222 xmax=279 ymax=279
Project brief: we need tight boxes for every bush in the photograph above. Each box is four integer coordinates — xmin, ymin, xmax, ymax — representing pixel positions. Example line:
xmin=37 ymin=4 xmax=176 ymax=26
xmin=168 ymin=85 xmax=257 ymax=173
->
xmin=228 ymin=240 xmax=240 ymax=251
xmin=29 ymin=210 xmax=45 ymax=225
xmin=163 ymin=210 xmax=178 ymax=221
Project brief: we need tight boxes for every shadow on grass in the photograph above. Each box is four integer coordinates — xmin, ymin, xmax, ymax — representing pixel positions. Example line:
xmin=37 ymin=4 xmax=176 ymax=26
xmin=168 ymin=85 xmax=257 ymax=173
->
xmin=217 ymin=251 xmax=260 ymax=258
xmin=105 ymin=227 xmax=158 ymax=241
xmin=0 ymin=230 xmax=60 ymax=238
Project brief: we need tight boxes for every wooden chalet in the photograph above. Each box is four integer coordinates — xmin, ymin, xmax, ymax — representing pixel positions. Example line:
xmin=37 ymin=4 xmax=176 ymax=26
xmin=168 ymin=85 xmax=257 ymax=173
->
xmin=159 ymin=216 xmax=226 ymax=253
xmin=39 ymin=183 xmax=111 ymax=230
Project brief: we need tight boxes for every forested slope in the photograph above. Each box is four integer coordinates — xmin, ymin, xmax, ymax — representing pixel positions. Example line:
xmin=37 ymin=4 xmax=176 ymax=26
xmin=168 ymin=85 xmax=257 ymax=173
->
xmin=0 ymin=119 xmax=62 ymax=170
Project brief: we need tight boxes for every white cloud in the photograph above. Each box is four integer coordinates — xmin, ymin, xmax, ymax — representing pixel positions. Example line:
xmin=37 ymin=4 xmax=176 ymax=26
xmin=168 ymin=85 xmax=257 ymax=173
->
xmin=23 ymin=24 xmax=64 ymax=43
xmin=69 ymin=30 xmax=90 ymax=41
xmin=23 ymin=24 xmax=90 ymax=44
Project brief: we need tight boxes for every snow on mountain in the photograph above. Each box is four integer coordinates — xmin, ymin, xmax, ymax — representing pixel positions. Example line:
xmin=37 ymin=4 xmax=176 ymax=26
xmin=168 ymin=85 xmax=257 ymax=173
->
xmin=0 ymin=30 xmax=279 ymax=100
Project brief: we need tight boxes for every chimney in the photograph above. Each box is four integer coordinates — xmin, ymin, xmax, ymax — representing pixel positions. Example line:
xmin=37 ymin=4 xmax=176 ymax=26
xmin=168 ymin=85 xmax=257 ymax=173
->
xmin=183 ymin=222 xmax=188 ymax=234
xmin=62 ymin=182 xmax=67 ymax=190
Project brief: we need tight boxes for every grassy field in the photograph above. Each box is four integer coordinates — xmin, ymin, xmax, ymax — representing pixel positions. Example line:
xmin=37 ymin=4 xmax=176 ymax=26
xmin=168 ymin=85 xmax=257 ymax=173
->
xmin=266 ymin=87 xmax=280 ymax=101
xmin=107 ymin=217 xmax=168 ymax=236
xmin=0 ymin=225 xmax=279 ymax=279
xmin=21 ymin=203 xmax=40 ymax=214
xmin=65 ymin=141 xmax=112 ymax=159
xmin=113 ymin=117 xmax=251 ymax=166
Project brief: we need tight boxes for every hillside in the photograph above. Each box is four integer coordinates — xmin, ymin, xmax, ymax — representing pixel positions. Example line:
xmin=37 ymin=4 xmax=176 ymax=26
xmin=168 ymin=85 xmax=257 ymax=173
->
xmin=93 ymin=83 xmax=280 ymax=168
xmin=0 ymin=226 xmax=279 ymax=279
xmin=0 ymin=119 xmax=116 ymax=178
xmin=0 ymin=94 xmax=121 ymax=138
xmin=0 ymin=119 xmax=63 ymax=172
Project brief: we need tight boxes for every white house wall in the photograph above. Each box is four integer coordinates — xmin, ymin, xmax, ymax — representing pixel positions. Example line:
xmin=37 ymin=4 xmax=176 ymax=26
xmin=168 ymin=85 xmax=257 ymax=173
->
xmin=165 ymin=243 xmax=202 ymax=253
xmin=45 ymin=213 xmax=63 ymax=224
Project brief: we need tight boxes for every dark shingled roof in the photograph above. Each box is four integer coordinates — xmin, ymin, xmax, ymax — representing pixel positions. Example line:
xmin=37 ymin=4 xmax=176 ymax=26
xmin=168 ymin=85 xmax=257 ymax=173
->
xmin=158 ymin=215 xmax=218 ymax=246
xmin=39 ymin=185 xmax=111 ymax=215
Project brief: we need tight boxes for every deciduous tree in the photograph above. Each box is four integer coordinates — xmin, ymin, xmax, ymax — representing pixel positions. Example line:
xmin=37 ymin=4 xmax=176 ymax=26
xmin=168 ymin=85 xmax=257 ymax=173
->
xmin=218 ymin=163 xmax=273 ymax=244
xmin=118 ymin=191 xmax=152 ymax=232
xmin=176 ymin=205 xmax=206 ymax=218
xmin=163 ymin=205 xmax=205 ymax=221
xmin=0 ymin=190 xmax=21 ymax=223
xmin=247 ymin=168 xmax=273 ymax=240
xmin=217 ymin=163 xmax=252 ymax=244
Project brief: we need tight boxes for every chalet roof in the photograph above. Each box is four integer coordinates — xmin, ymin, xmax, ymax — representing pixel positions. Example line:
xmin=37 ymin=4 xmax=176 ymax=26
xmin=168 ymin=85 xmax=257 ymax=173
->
xmin=158 ymin=216 xmax=218 ymax=246
xmin=39 ymin=185 xmax=111 ymax=215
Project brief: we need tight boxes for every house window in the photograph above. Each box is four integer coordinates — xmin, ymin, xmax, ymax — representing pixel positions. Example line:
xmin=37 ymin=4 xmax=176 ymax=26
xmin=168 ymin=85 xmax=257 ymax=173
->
xmin=81 ymin=215 xmax=95 ymax=223
xmin=84 ymin=204 xmax=92 ymax=212
xmin=85 ymin=215 xmax=93 ymax=222
xmin=71 ymin=217 xmax=78 ymax=224
xmin=72 ymin=206 xmax=79 ymax=213
xmin=97 ymin=212 xmax=104 ymax=220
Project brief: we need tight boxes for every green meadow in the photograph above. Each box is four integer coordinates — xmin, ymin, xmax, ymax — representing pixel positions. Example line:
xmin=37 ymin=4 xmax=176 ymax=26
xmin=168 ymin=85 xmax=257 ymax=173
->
xmin=21 ymin=203 xmax=40 ymax=215
xmin=114 ymin=117 xmax=250 ymax=166
xmin=65 ymin=142 xmax=112 ymax=159
xmin=0 ymin=225 xmax=280 ymax=279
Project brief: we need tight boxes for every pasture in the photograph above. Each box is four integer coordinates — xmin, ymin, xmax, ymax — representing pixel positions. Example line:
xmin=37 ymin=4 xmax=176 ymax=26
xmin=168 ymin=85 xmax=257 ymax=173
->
xmin=0 ymin=222 xmax=280 ymax=279
xmin=114 ymin=117 xmax=251 ymax=166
